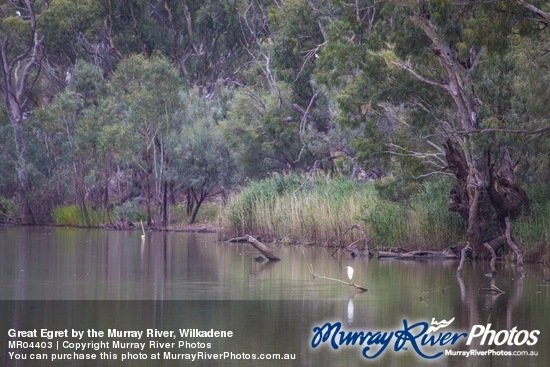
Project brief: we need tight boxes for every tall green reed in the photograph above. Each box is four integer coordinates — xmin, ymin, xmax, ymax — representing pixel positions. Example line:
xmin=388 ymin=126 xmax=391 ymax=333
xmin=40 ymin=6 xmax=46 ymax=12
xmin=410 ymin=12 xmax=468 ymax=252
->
xmin=53 ymin=205 xmax=112 ymax=227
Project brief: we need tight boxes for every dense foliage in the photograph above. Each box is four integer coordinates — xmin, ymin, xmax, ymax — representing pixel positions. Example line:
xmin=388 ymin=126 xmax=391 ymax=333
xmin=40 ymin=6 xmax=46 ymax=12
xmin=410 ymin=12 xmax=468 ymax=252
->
xmin=0 ymin=1 xmax=548 ymax=253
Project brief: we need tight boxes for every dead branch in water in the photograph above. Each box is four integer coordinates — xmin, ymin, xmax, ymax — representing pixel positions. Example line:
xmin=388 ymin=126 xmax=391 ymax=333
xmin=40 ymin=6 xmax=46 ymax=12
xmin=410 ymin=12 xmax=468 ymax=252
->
xmin=457 ymin=244 xmax=472 ymax=274
xmin=419 ymin=285 xmax=454 ymax=301
xmin=483 ymin=242 xmax=497 ymax=275
xmin=332 ymin=224 xmax=370 ymax=257
xmin=478 ymin=284 xmax=505 ymax=295
xmin=377 ymin=248 xmax=458 ymax=259
xmin=307 ymin=264 xmax=368 ymax=292
xmin=505 ymin=217 xmax=525 ymax=278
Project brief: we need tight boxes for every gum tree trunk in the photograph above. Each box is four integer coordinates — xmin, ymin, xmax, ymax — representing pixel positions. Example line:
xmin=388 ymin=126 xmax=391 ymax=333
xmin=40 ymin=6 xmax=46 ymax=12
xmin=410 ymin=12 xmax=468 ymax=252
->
xmin=445 ymin=141 xmax=529 ymax=257
xmin=0 ymin=1 xmax=44 ymax=225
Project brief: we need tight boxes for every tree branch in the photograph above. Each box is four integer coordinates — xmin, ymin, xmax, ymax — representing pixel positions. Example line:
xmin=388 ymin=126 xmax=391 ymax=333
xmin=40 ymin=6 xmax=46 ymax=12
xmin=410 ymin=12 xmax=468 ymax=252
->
xmin=425 ymin=125 xmax=550 ymax=139
xmin=391 ymin=61 xmax=448 ymax=90
xmin=516 ymin=0 xmax=550 ymax=20
xmin=307 ymin=264 xmax=368 ymax=292
xmin=504 ymin=217 xmax=525 ymax=277
xmin=385 ymin=143 xmax=448 ymax=167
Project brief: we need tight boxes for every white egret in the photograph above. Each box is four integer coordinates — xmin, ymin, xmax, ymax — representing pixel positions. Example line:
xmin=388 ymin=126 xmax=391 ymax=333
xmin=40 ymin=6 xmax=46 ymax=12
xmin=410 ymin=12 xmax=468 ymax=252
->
xmin=140 ymin=219 xmax=146 ymax=239
xmin=345 ymin=266 xmax=354 ymax=281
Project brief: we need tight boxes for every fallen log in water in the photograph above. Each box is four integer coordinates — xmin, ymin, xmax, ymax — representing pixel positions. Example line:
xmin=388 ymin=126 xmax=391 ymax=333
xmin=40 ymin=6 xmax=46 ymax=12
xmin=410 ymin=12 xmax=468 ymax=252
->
xmin=377 ymin=248 xmax=458 ymax=259
xmin=225 ymin=235 xmax=261 ymax=243
xmin=245 ymin=235 xmax=281 ymax=261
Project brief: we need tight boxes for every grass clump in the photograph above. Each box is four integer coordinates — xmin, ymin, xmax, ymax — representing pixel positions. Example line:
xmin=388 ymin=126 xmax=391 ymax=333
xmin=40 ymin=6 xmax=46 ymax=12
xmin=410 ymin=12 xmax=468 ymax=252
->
xmin=53 ymin=205 xmax=112 ymax=227
xmin=0 ymin=197 xmax=20 ymax=223
xmin=220 ymin=173 xmax=369 ymax=244
xmin=513 ymin=188 xmax=550 ymax=263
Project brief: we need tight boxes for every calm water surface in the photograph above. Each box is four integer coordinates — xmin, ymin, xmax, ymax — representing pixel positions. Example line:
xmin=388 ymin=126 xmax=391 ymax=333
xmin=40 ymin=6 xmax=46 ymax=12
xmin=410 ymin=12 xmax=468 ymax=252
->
xmin=0 ymin=227 xmax=548 ymax=367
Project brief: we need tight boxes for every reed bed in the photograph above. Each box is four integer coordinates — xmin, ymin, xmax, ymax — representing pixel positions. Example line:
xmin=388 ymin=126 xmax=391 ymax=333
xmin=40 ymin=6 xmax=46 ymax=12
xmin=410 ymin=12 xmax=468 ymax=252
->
xmin=52 ymin=205 xmax=112 ymax=227
xmin=513 ymin=199 xmax=550 ymax=263
xmin=219 ymin=173 xmax=467 ymax=249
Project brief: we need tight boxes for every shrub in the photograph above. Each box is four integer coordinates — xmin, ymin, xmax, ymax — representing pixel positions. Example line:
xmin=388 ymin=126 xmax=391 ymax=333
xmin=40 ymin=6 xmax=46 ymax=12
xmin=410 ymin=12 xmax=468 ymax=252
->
xmin=113 ymin=199 xmax=147 ymax=222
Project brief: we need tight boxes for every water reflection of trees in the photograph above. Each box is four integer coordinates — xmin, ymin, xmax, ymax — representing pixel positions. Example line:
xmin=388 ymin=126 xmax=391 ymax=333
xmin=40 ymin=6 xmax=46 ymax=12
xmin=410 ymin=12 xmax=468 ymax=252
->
xmin=452 ymin=262 xmax=543 ymax=367
xmin=456 ymin=262 xmax=524 ymax=330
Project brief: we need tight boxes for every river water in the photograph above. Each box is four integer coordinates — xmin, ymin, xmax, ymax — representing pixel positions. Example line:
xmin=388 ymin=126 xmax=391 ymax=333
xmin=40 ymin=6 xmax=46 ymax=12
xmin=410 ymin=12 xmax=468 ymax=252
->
xmin=0 ymin=226 xmax=548 ymax=366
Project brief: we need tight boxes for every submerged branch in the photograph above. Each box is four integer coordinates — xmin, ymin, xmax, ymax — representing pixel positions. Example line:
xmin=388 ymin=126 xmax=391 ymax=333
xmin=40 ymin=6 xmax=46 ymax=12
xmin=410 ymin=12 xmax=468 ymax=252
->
xmin=505 ymin=217 xmax=525 ymax=277
xmin=419 ymin=286 xmax=454 ymax=301
xmin=377 ymin=249 xmax=458 ymax=259
xmin=307 ymin=264 xmax=368 ymax=292
xmin=483 ymin=242 xmax=497 ymax=276
xmin=478 ymin=285 xmax=506 ymax=295
xmin=332 ymin=224 xmax=370 ymax=257
xmin=457 ymin=244 xmax=472 ymax=274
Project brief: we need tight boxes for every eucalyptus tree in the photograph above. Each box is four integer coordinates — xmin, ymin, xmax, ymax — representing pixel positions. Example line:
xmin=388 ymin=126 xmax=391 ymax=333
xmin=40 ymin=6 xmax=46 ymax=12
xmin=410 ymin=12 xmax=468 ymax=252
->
xmin=40 ymin=0 xmax=108 ymax=72
xmin=35 ymin=60 xmax=111 ymax=224
xmin=159 ymin=0 xmax=252 ymax=93
xmin=268 ymin=0 xmax=341 ymax=169
xmin=270 ymin=0 xmax=325 ymax=100
xmin=95 ymin=0 xmax=254 ymax=93
xmin=169 ymin=87 xmax=238 ymax=224
xmin=315 ymin=0 xmax=548 ymax=264
xmin=111 ymin=53 xmax=181 ymax=226
xmin=223 ymin=0 xmax=338 ymax=177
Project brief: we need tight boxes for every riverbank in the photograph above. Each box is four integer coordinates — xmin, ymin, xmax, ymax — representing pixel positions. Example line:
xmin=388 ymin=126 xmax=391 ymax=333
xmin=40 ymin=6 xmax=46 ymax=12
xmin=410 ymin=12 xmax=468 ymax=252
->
xmin=218 ymin=174 xmax=550 ymax=265
xmin=4 ymin=174 xmax=548 ymax=264
xmin=165 ymin=222 xmax=217 ymax=233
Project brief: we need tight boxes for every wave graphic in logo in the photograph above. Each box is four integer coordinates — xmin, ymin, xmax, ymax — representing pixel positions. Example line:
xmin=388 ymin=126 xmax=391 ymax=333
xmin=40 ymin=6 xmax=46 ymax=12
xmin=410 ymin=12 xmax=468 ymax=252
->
xmin=427 ymin=317 xmax=455 ymax=333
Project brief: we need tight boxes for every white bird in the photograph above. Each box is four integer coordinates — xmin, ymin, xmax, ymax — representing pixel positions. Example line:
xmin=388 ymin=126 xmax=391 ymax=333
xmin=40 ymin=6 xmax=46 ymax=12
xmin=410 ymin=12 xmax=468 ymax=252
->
xmin=140 ymin=219 xmax=146 ymax=239
xmin=16 ymin=11 xmax=22 ymax=17
xmin=345 ymin=266 xmax=354 ymax=281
